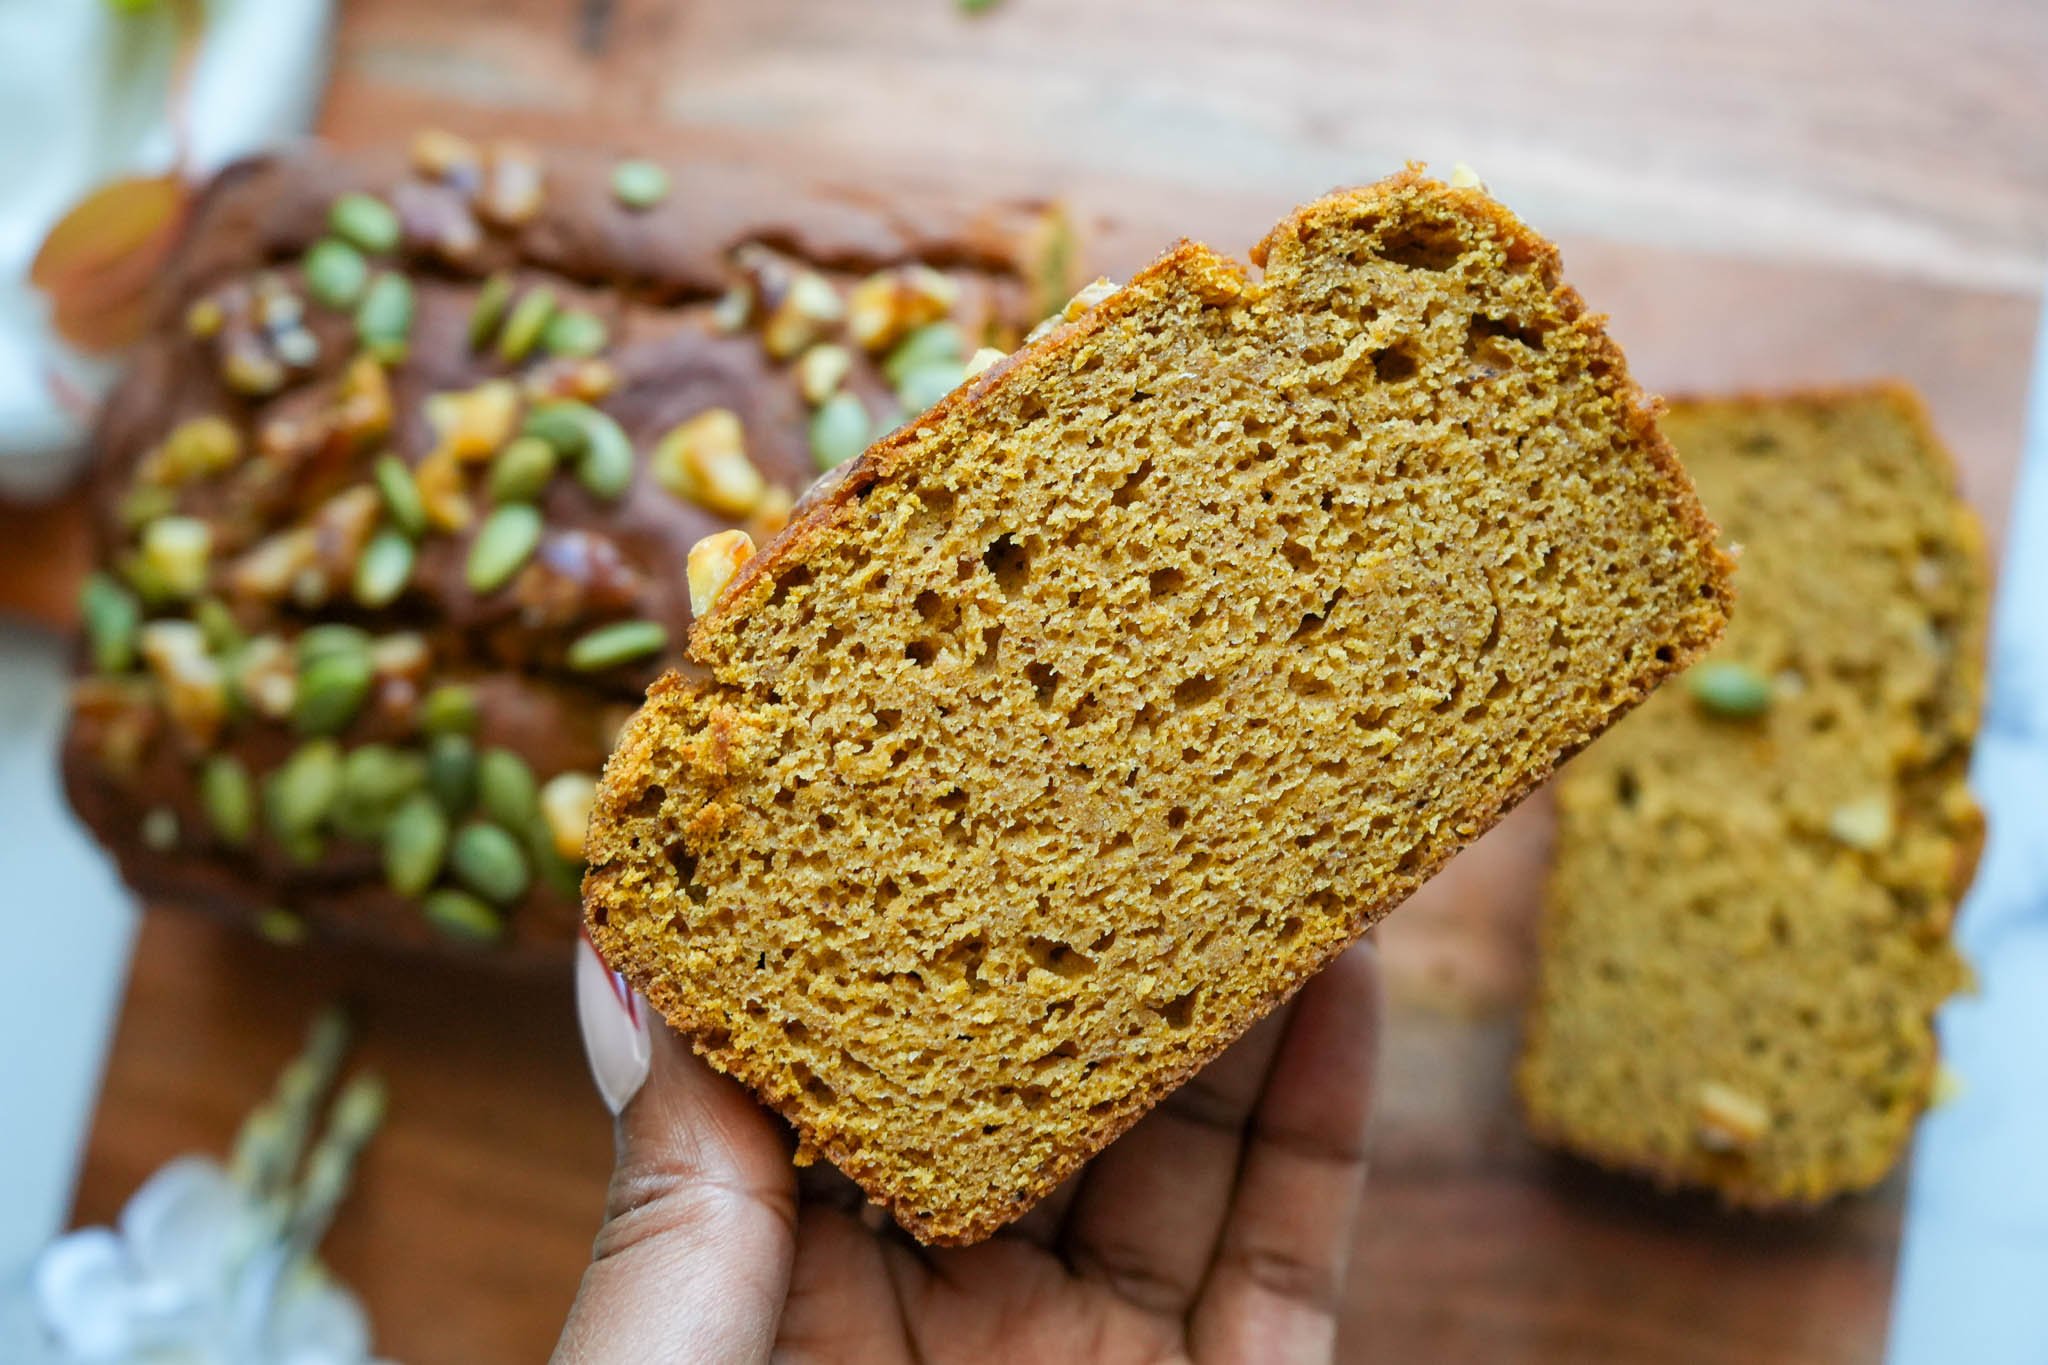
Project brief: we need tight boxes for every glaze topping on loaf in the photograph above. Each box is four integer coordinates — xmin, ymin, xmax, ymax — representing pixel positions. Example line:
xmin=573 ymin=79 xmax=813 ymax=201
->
xmin=64 ymin=133 xmax=1070 ymax=960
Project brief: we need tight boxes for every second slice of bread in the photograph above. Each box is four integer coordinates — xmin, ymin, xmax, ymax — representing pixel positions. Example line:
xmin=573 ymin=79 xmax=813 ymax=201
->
xmin=584 ymin=169 xmax=1734 ymax=1243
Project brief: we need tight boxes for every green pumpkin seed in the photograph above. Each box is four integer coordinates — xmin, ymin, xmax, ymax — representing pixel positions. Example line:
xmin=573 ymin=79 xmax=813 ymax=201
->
xmin=422 ymin=889 xmax=504 ymax=944
xmin=895 ymin=360 xmax=967 ymax=414
xmin=525 ymin=402 xmax=633 ymax=500
xmin=426 ymin=733 xmax=478 ymax=813
xmin=610 ymin=159 xmax=671 ymax=210
xmin=488 ymin=436 xmax=559 ymax=504
xmin=809 ymin=392 xmax=871 ymax=471
xmin=419 ymin=683 xmax=479 ymax=737
xmin=254 ymin=908 xmax=308 ymax=945
xmin=383 ymin=792 xmax=450 ymax=896
xmin=352 ymin=529 xmax=416 ymax=609
xmin=191 ymin=597 xmax=244 ymax=655
xmin=116 ymin=485 xmax=176 ymax=531
xmin=478 ymin=748 xmax=540 ymax=829
xmin=329 ymin=192 xmax=401 ymax=254
xmin=466 ymin=503 xmax=544 ymax=593
xmin=542 ymin=310 xmax=608 ymax=358
xmin=335 ymin=743 xmax=429 ymax=840
xmin=450 ymin=821 xmax=531 ymax=904
xmin=356 ymin=272 xmax=415 ymax=363
xmin=200 ymin=754 xmax=256 ymax=846
xmin=296 ymin=624 xmax=371 ymax=667
xmin=882 ymin=321 xmax=966 ymax=387
xmin=266 ymin=739 xmax=343 ymax=835
xmin=79 ymin=573 xmax=141 ymax=674
xmin=1686 ymin=661 xmax=1773 ymax=718
xmin=497 ymin=286 xmax=557 ymax=363
xmin=373 ymin=454 xmax=427 ymax=539
xmin=566 ymin=620 xmax=668 ymax=672
xmin=303 ymin=237 xmax=369 ymax=308
xmin=468 ymin=272 xmax=515 ymax=351
xmin=294 ymin=649 xmax=374 ymax=735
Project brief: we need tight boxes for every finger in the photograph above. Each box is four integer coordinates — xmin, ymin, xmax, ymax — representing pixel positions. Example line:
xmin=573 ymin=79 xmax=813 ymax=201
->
xmin=1058 ymin=998 xmax=1297 ymax=1317
xmin=1191 ymin=941 xmax=1380 ymax=1364
xmin=555 ymin=944 xmax=799 ymax=1364
xmin=774 ymin=1204 xmax=923 ymax=1362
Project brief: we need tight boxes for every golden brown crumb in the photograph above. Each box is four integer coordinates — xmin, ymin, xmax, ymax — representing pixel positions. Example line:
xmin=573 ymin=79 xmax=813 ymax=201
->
xmin=1519 ymin=385 xmax=1985 ymax=1205
xmin=585 ymin=168 xmax=1734 ymax=1243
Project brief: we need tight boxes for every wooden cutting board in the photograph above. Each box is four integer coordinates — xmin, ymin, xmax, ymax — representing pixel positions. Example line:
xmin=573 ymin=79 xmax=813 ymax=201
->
xmin=27 ymin=2 xmax=2042 ymax=1361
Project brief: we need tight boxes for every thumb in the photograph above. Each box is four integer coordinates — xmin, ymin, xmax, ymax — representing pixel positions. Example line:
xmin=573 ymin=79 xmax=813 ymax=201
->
xmin=554 ymin=935 xmax=799 ymax=1364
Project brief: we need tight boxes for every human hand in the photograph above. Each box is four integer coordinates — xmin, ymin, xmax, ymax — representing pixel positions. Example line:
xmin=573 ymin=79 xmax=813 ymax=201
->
xmin=555 ymin=938 xmax=1380 ymax=1364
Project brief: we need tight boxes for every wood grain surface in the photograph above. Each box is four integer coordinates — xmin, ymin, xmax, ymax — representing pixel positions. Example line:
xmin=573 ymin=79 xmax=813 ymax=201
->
xmin=24 ymin=0 xmax=2048 ymax=1361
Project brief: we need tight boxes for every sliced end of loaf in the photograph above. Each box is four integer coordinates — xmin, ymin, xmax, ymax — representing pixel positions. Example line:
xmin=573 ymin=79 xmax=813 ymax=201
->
xmin=1517 ymin=384 xmax=1984 ymax=1205
xmin=586 ymin=168 xmax=1733 ymax=1243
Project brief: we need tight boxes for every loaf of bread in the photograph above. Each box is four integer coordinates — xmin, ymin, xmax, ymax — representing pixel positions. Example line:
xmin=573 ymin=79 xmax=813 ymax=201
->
xmin=62 ymin=133 xmax=1068 ymax=961
xmin=1518 ymin=385 xmax=1985 ymax=1204
xmin=583 ymin=168 xmax=1736 ymax=1243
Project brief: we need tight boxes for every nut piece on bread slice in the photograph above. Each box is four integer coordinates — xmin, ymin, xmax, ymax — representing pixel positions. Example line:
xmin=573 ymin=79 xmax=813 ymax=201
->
xmin=584 ymin=167 xmax=1735 ymax=1244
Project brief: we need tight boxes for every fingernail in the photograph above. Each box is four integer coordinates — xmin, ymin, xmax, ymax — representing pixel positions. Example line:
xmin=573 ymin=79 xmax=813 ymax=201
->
xmin=577 ymin=932 xmax=651 ymax=1115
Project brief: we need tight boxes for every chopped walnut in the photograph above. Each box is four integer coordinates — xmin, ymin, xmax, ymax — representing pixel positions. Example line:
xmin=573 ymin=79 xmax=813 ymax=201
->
xmin=476 ymin=141 xmax=545 ymax=227
xmin=847 ymin=264 xmax=959 ymax=352
xmin=652 ymin=409 xmax=767 ymax=516
xmin=513 ymin=529 xmax=645 ymax=629
xmin=427 ymin=379 xmax=523 ymax=462
xmin=688 ymin=529 xmax=755 ymax=617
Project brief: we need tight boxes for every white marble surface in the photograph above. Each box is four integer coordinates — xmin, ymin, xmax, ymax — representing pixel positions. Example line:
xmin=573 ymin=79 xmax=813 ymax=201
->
xmin=1889 ymin=301 xmax=2048 ymax=1364
xmin=0 ymin=627 xmax=135 ymax=1279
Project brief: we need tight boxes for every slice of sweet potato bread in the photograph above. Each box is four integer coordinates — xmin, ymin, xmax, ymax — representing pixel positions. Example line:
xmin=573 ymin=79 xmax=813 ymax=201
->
xmin=584 ymin=168 xmax=1734 ymax=1244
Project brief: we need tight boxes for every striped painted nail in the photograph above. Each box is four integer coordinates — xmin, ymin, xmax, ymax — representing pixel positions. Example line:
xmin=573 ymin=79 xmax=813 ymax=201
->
xmin=576 ymin=931 xmax=651 ymax=1115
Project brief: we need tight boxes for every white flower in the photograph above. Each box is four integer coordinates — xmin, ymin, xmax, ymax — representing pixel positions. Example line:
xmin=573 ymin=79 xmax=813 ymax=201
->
xmin=28 ymin=1157 xmax=388 ymax=1365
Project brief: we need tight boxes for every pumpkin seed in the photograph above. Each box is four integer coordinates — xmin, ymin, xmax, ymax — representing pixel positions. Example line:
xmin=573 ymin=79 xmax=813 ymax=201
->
xmin=809 ymin=392 xmax=871 ymax=470
xmin=293 ymin=649 xmax=374 ymax=735
xmin=266 ymin=739 xmax=344 ymax=835
xmin=542 ymin=309 xmax=607 ymax=358
xmin=79 ymin=573 xmax=141 ymax=674
xmin=610 ymin=159 xmax=671 ymax=210
xmin=383 ymin=792 xmax=450 ymax=896
xmin=328 ymin=192 xmax=401 ymax=254
xmin=356 ymin=272 xmax=415 ymax=363
xmin=566 ymin=620 xmax=668 ymax=672
xmin=487 ymin=435 xmax=559 ymax=504
xmin=335 ymin=743 xmax=429 ymax=840
xmin=303 ymin=237 xmax=369 ymax=308
xmin=1685 ymin=661 xmax=1773 ymax=718
xmin=425 ymin=733 xmax=478 ymax=813
xmin=525 ymin=402 xmax=633 ymax=499
xmin=894 ymin=360 xmax=967 ymax=414
xmin=295 ymin=624 xmax=372 ymax=667
xmin=199 ymin=754 xmax=255 ymax=846
xmin=882 ymin=321 xmax=966 ymax=387
xmin=449 ymin=821 xmax=531 ymax=904
xmin=254 ymin=908 xmax=307 ymax=945
xmin=373 ymin=454 xmax=427 ymax=539
xmin=353 ymin=529 xmax=416 ymax=609
xmin=465 ymin=503 xmax=544 ymax=592
xmin=497 ymin=286 xmax=557 ymax=363
xmin=468 ymin=272 xmax=515 ymax=351
xmin=191 ymin=597 xmax=244 ymax=655
xmin=422 ymin=889 xmax=504 ymax=944
xmin=478 ymin=748 xmax=539 ymax=829
xmin=418 ymin=683 xmax=479 ymax=736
